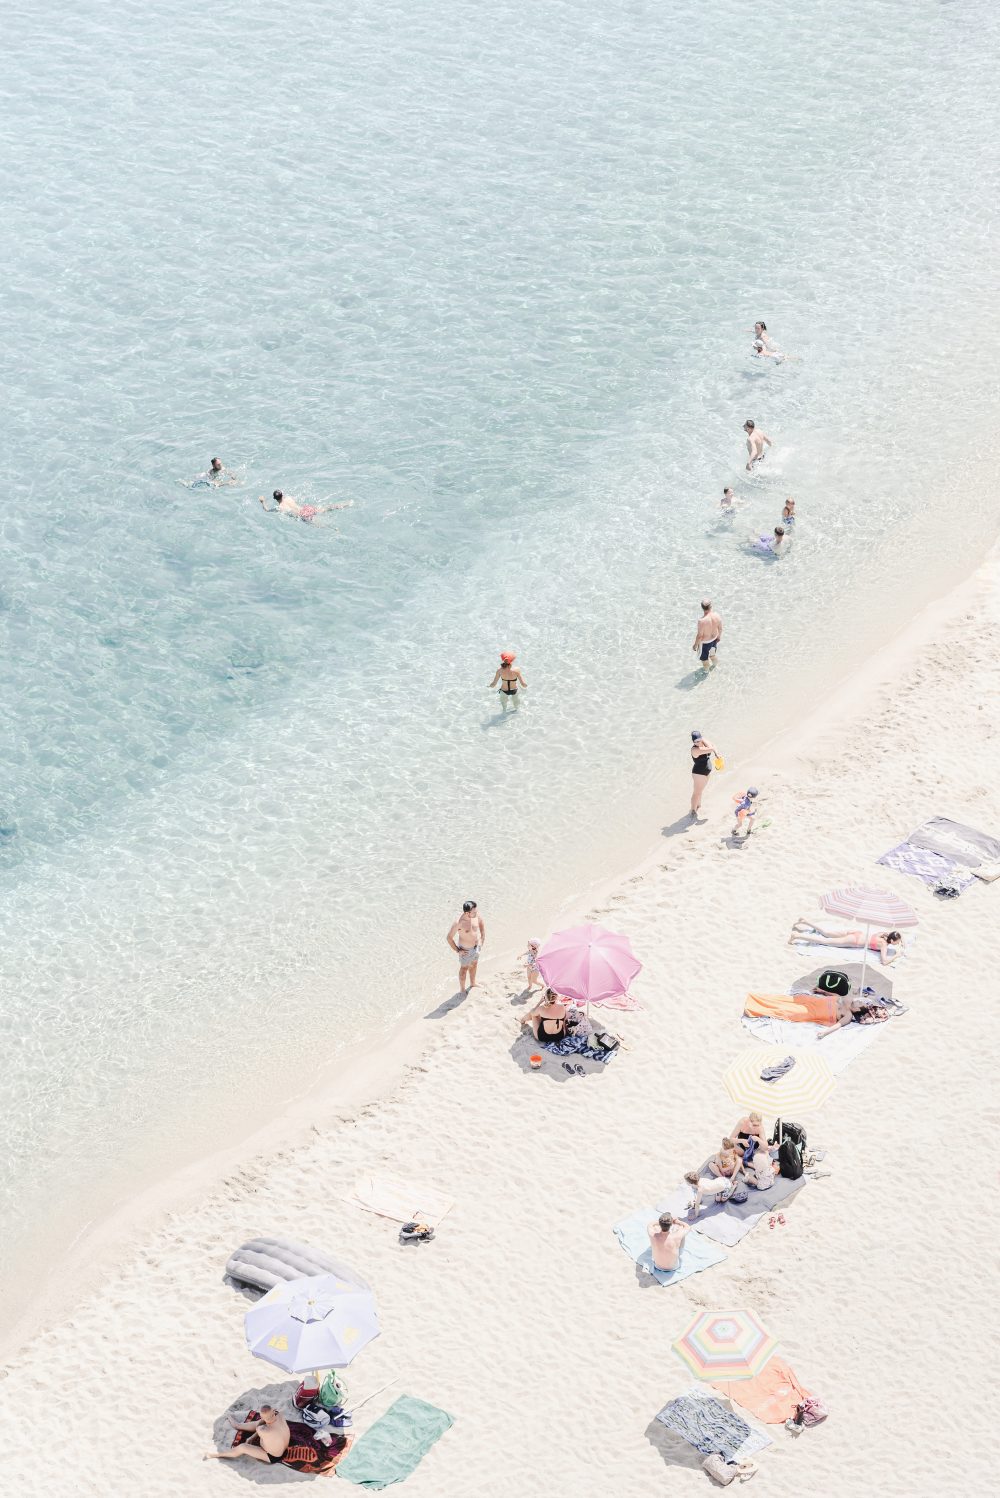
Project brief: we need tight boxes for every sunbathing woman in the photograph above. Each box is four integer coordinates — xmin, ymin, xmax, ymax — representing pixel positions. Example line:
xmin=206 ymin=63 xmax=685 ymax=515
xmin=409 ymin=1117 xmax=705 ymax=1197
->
xmin=789 ymin=920 xmax=903 ymax=965
xmin=521 ymin=989 xmax=569 ymax=1044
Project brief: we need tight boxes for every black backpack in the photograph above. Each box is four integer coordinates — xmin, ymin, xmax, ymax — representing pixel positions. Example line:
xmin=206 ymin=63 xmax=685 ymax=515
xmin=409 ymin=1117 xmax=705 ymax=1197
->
xmin=778 ymin=1137 xmax=804 ymax=1180
xmin=815 ymin=969 xmax=850 ymax=997
xmin=769 ymin=1118 xmax=807 ymax=1149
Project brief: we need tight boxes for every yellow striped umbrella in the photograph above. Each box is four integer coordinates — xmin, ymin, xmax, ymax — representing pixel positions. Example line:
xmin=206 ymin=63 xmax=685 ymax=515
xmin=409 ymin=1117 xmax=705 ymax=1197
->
xmin=722 ymin=1047 xmax=835 ymax=1119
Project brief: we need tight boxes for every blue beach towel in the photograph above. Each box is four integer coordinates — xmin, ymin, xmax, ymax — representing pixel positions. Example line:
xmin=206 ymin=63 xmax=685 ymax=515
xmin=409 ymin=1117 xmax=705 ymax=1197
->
xmin=612 ymin=1208 xmax=727 ymax=1284
xmin=336 ymin=1396 xmax=453 ymax=1489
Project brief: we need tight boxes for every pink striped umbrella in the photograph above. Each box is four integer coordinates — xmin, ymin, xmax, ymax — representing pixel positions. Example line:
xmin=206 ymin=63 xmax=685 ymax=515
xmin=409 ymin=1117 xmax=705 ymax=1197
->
xmin=535 ymin=924 xmax=641 ymax=1007
xmin=819 ymin=886 xmax=918 ymax=992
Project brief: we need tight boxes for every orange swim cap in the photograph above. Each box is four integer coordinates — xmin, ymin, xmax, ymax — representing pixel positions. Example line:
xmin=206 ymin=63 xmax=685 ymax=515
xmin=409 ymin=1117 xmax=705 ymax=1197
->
xmin=500 ymin=651 xmax=516 ymax=664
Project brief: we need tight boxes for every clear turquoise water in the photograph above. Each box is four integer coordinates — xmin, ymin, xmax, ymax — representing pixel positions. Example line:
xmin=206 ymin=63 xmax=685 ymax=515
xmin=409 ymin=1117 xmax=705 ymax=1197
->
xmin=2 ymin=0 xmax=1000 ymax=1311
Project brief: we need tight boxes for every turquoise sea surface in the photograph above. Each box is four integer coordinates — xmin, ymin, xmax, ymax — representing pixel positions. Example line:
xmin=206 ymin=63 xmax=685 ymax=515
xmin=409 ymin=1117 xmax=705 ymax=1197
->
xmin=2 ymin=0 xmax=1000 ymax=1315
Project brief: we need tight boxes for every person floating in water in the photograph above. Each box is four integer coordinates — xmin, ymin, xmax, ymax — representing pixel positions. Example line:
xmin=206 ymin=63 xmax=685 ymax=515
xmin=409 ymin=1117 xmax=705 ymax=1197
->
xmin=258 ymin=490 xmax=352 ymax=522
xmin=743 ymin=419 xmax=772 ymax=472
xmin=186 ymin=457 xmax=237 ymax=488
xmin=489 ymin=651 xmax=527 ymax=709
xmin=749 ymin=524 xmax=791 ymax=557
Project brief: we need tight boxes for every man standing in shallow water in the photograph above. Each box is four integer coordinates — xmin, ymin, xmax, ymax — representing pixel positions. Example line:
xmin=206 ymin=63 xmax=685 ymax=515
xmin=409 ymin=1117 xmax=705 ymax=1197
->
xmin=743 ymin=419 xmax=772 ymax=471
xmin=448 ymin=900 xmax=486 ymax=993
xmin=693 ymin=599 xmax=723 ymax=672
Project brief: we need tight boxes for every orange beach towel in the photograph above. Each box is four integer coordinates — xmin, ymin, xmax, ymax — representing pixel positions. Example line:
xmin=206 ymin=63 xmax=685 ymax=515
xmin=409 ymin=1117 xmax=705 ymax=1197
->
xmin=744 ymin=991 xmax=838 ymax=1025
xmin=715 ymin=1356 xmax=814 ymax=1424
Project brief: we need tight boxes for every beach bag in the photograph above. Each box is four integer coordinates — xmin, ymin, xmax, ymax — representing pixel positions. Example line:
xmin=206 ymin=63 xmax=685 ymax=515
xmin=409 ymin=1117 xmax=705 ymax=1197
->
xmin=319 ymin=1371 xmax=348 ymax=1410
xmin=778 ymin=1137 xmax=803 ymax=1180
xmin=593 ymin=1031 xmax=620 ymax=1052
xmin=769 ymin=1118 xmax=807 ymax=1149
xmin=796 ymin=1396 xmax=829 ymax=1427
xmin=815 ymin=969 xmax=850 ymax=997
xmin=702 ymin=1454 xmax=740 ymax=1485
xmin=727 ymin=1184 xmax=749 ymax=1204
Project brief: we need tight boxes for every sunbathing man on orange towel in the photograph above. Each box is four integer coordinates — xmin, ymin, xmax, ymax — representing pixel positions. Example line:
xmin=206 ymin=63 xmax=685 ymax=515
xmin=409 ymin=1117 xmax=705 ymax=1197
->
xmin=744 ymin=992 xmax=839 ymax=1025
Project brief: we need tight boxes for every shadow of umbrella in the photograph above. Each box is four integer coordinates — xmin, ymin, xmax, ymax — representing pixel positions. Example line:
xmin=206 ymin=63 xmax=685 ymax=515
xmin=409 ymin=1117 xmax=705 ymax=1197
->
xmin=791 ymin=962 xmax=893 ymax=1000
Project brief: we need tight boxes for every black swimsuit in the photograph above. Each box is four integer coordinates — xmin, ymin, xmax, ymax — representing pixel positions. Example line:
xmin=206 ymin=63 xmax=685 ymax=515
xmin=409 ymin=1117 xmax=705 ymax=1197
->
xmin=692 ymin=751 xmax=711 ymax=775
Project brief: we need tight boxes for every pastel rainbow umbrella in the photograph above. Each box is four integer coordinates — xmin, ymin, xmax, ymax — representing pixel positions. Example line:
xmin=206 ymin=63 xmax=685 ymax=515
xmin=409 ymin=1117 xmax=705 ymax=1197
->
xmin=819 ymin=885 xmax=918 ymax=994
xmin=722 ymin=1047 xmax=835 ymax=1125
xmin=244 ymin=1274 xmax=379 ymax=1375
xmin=535 ymin=924 xmax=641 ymax=1009
xmin=673 ymin=1309 xmax=778 ymax=1392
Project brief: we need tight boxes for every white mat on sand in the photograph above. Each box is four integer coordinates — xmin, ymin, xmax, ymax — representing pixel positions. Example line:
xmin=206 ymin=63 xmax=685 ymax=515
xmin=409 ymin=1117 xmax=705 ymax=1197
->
xmin=740 ymin=1014 xmax=885 ymax=1073
xmin=343 ymin=1176 xmax=454 ymax=1228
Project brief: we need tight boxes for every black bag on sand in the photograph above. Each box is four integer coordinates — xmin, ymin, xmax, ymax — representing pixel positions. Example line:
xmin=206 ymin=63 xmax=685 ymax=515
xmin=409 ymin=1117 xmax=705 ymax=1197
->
xmin=815 ymin=969 xmax=850 ymax=997
xmin=778 ymin=1137 xmax=804 ymax=1180
xmin=769 ymin=1117 xmax=807 ymax=1149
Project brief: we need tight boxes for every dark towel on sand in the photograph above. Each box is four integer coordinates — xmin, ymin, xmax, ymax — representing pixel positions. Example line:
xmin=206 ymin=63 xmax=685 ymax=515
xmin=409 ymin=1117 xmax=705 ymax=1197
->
xmin=231 ymin=1409 xmax=350 ymax=1474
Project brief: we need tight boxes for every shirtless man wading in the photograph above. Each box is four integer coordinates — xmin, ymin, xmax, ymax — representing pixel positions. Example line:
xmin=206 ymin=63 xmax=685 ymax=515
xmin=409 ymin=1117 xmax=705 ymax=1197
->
xmin=743 ymin=419 xmax=772 ymax=471
xmin=693 ymin=599 xmax=723 ymax=672
xmin=448 ymin=900 xmax=486 ymax=993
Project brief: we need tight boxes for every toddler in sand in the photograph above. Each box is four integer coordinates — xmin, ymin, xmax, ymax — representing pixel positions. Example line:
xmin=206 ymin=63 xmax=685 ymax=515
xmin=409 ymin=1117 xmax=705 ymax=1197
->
xmin=521 ymin=939 xmax=542 ymax=993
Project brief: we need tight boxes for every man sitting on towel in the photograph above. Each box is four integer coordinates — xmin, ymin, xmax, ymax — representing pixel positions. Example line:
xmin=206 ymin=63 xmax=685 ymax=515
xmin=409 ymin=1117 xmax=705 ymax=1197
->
xmin=205 ymin=1407 xmax=290 ymax=1465
xmin=646 ymin=1213 xmax=690 ymax=1272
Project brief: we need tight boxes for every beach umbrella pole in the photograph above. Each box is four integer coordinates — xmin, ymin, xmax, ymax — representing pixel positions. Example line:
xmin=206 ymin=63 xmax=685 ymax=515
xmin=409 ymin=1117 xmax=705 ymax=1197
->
xmin=858 ymin=922 xmax=871 ymax=996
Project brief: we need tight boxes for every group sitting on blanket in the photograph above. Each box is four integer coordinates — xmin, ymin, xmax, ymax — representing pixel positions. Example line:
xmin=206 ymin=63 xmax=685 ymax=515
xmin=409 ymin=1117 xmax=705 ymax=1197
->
xmin=684 ymin=1115 xmax=781 ymax=1214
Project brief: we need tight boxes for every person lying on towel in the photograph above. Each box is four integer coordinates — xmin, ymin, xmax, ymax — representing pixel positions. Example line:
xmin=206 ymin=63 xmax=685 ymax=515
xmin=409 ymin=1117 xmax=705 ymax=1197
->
xmin=816 ymin=995 xmax=891 ymax=1037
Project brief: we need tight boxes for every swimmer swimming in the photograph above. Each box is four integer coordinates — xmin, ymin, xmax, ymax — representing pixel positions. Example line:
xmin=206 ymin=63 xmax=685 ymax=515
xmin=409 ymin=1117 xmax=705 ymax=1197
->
xmin=258 ymin=490 xmax=352 ymax=522
xmin=743 ymin=420 xmax=772 ymax=471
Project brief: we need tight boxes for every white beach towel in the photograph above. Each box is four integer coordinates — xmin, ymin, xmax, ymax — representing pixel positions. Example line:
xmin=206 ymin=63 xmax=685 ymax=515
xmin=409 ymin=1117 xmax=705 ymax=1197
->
xmin=342 ymin=1175 xmax=454 ymax=1228
xmin=740 ymin=1014 xmax=884 ymax=1074
xmin=790 ymin=934 xmax=914 ymax=966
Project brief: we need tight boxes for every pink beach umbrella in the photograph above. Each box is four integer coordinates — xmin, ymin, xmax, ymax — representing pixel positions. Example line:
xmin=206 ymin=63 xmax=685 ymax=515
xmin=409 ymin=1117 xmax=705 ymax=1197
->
xmin=819 ymin=886 xmax=918 ymax=994
xmin=536 ymin=924 xmax=642 ymax=1009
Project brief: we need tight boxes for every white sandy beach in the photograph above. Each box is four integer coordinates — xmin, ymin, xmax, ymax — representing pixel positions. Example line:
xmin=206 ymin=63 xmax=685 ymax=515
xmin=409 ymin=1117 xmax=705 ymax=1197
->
xmin=2 ymin=547 xmax=999 ymax=1498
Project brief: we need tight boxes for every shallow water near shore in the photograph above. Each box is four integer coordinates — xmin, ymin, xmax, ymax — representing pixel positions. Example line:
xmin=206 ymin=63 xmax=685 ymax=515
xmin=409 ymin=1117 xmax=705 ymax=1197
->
xmin=2 ymin=0 xmax=1000 ymax=1319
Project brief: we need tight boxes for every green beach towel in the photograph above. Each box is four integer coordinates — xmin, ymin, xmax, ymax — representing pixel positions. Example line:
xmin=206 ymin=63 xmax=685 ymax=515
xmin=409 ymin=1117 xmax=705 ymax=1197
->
xmin=336 ymin=1395 xmax=453 ymax=1489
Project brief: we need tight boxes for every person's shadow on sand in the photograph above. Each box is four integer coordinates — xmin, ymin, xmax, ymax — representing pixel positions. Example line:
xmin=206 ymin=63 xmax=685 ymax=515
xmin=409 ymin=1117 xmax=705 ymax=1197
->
xmin=424 ymin=989 xmax=470 ymax=1020
xmin=662 ymin=815 xmax=699 ymax=838
xmin=208 ymin=1383 xmax=306 ymax=1484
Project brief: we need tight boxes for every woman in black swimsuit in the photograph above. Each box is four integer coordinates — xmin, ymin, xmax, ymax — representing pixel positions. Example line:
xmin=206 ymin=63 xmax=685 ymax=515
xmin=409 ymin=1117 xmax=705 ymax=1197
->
xmin=522 ymin=989 xmax=568 ymax=1044
xmin=489 ymin=651 xmax=527 ymax=710
xmin=690 ymin=729 xmax=718 ymax=818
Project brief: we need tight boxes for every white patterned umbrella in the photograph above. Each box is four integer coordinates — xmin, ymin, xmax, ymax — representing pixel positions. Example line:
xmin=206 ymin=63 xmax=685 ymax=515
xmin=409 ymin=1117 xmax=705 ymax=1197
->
xmin=820 ymin=886 xmax=918 ymax=992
